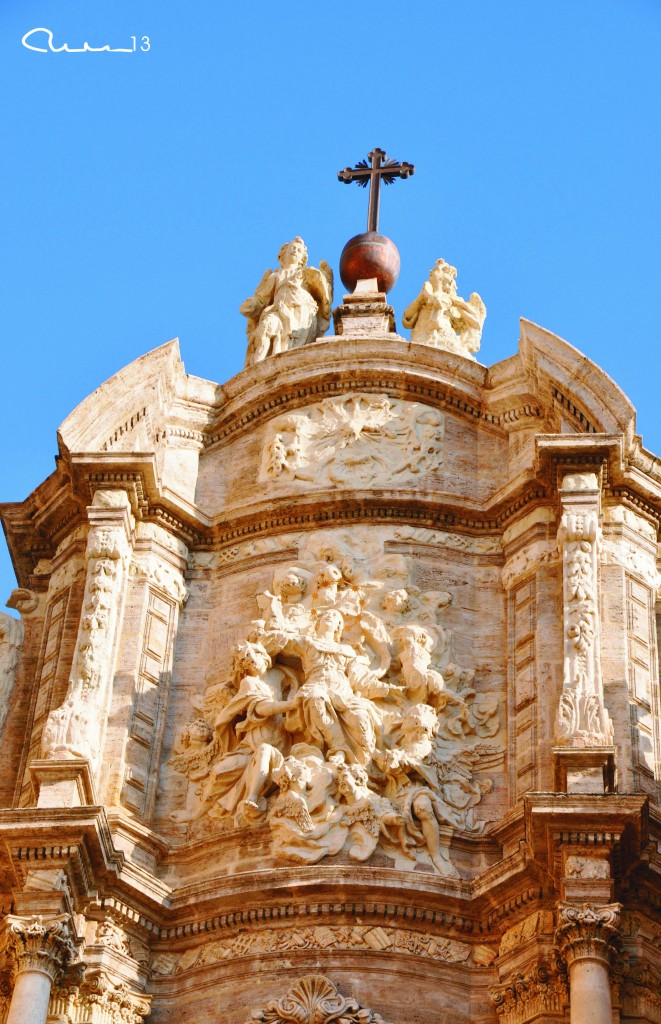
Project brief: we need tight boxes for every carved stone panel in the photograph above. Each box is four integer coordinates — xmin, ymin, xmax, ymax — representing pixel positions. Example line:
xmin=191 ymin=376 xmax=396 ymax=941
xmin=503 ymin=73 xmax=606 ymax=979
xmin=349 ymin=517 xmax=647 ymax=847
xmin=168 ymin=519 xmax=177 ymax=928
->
xmin=554 ymin=474 xmax=613 ymax=748
xmin=260 ymin=393 xmax=444 ymax=488
xmin=168 ymin=528 xmax=504 ymax=876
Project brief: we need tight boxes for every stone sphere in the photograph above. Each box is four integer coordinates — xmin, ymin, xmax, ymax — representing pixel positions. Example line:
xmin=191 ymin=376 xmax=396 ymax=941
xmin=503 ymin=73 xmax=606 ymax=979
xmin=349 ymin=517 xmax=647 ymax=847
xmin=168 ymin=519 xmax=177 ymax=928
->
xmin=339 ymin=232 xmax=401 ymax=294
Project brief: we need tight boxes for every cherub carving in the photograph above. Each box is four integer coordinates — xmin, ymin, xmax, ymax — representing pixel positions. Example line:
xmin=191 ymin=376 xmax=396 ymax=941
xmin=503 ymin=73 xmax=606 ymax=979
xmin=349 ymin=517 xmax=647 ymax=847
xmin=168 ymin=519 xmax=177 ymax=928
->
xmin=241 ymin=237 xmax=333 ymax=366
xmin=336 ymin=763 xmax=413 ymax=863
xmin=269 ymin=750 xmax=345 ymax=864
xmin=402 ymin=259 xmax=486 ymax=359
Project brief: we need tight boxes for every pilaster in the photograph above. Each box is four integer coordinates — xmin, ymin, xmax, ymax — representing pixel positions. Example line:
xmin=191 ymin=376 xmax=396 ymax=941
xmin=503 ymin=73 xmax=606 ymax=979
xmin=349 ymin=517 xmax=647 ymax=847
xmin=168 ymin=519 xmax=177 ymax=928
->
xmin=37 ymin=490 xmax=134 ymax=803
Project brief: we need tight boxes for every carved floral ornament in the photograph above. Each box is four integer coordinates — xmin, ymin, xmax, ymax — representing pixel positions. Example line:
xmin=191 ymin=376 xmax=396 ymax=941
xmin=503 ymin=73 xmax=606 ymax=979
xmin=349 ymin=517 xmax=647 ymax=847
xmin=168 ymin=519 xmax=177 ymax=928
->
xmin=170 ymin=530 xmax=504 ymax=876
xmin=246 ymin=975 xmax=387 ymax=1024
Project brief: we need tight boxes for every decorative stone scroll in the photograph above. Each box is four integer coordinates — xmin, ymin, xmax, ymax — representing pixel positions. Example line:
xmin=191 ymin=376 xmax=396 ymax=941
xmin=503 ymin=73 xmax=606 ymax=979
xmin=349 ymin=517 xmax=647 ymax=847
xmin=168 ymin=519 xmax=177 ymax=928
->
xmin=170 ymin=529 xmax=503 ymax=876
xmin=261 ymin=393 xmax=444 ymax=487
xmin=42 ymin=490 xmax=133 ymax=771
xmin=555 ymin=902 xmax=621 ymax=967
xmin=554 ymin=474 xmax=613 ymax=747
xmin=245 ymin=975 xmax=388 ymax=1024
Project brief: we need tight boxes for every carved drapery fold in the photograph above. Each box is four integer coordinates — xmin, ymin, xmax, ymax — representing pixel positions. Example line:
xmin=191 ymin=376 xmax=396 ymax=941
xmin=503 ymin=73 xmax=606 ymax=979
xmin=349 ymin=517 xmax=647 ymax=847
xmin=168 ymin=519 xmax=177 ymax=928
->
xmin=554 ymin=473 xmax=613 ymax=747
xmin=246 ymin=975 xmax=387 ymax=1024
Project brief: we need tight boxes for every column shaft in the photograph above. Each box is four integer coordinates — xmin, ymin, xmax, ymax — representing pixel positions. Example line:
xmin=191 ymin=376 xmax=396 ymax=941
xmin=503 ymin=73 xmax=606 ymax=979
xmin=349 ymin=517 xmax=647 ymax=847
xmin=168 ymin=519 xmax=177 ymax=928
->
xmin=568 ymin=958 xmax=612 ymax=1024
xmin=6 ymin=968 xmax=52 ymax=1024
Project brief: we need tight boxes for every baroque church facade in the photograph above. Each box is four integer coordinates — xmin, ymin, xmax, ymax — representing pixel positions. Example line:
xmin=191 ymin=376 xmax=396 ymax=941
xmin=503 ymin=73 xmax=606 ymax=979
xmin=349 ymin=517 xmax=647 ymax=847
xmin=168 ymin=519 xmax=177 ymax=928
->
xmin=0 ymin=236 xmax=660 ymax=1024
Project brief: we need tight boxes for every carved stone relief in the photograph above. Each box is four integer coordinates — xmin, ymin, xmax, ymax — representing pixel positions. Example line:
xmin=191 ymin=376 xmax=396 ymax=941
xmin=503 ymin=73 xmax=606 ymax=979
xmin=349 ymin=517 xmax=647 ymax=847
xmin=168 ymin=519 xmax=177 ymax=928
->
xmin=392 ymin=525 xmax=501 ymax=555
xmin=42 ymin=491 xmax=134 ymax=769
xmin=261 ymin=393 xmax=444 ymax=487
xmin=564 ymin=856 xmax=610 ymax=879
xmin=129 ymin=555 xmax=189 ymax=607
xmin=170 ymin=530 xmax=503 ymax=876
xmin=490 ymin=962 xmax=568 ymax=1024
xmin=498 ymin=910 xmax=555 ymax=956
xmin=245 ymin=975 xmax=387 ymax=1024
xmin=554 ymin=474 xmax=614 ymax=747
xmin=175 ymin=924 xmax=472 ymax=973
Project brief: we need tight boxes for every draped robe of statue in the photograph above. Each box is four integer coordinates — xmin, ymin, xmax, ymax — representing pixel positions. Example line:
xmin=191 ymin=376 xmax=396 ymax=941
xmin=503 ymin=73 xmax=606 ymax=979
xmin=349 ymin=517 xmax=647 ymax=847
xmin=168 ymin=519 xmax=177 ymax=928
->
xmin=265 ymin=613 xmax=385 ymax=766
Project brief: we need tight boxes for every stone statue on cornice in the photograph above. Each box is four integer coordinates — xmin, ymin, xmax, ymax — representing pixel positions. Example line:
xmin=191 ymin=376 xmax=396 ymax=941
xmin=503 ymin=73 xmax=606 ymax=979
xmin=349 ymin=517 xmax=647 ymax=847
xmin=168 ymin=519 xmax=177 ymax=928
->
xmin=403 ymin=259 xmax=486 ymax=359
xmin=240 ymin=237 xmax=333 ymax=366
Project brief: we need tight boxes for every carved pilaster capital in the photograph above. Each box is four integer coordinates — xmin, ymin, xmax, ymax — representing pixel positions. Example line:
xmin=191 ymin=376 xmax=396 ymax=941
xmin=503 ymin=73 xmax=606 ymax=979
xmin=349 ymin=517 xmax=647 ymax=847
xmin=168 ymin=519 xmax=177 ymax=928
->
xmin=5 ymin=915 xmax=76 ymax=984
xmin=79 ymin=968 xmax=151 ymax=1024
xmin=489 ymin=960 xmax=568 ymax=1023
xmin=555 ymin=902 xmax=621 ymax=967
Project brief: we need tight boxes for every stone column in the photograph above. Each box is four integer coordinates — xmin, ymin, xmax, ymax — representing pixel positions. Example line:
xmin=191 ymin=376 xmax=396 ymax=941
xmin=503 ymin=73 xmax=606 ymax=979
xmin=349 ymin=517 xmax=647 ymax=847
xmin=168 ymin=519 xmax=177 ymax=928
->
xmin=5 ymin=915 xmax=75 ymax=1024
xmin=555 ymin=902 xmax=621 ymax=1024
xmin=39 ymin=490 xmax=134 ymax=800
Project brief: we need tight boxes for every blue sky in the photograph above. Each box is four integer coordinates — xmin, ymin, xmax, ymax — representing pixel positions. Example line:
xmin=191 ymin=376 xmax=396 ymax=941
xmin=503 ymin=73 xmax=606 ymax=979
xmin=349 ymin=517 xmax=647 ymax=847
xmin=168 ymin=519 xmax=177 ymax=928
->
xmin=1 ymin=0 xmax=660 ymax=603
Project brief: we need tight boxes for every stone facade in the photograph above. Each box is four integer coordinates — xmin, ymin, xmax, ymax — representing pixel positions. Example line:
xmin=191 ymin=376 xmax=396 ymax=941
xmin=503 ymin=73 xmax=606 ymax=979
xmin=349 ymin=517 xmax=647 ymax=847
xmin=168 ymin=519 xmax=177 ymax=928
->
xmin=0 ymin=256 xmax=659 ymax=1023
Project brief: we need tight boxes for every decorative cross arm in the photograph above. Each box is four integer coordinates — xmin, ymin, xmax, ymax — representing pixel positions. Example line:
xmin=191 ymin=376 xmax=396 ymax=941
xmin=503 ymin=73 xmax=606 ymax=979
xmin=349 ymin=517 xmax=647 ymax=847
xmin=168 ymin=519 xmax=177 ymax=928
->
xmin=338 ymin=148 xmax=415 ymax=233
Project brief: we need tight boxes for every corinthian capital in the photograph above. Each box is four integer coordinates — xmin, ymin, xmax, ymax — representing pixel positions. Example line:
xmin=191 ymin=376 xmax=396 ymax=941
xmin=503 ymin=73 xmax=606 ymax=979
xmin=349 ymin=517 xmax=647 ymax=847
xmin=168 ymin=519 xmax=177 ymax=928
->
xmin=555 ymin=903 xmax=621 ymax=966
xmin=6 ymin=915 xmax=76 ymax=984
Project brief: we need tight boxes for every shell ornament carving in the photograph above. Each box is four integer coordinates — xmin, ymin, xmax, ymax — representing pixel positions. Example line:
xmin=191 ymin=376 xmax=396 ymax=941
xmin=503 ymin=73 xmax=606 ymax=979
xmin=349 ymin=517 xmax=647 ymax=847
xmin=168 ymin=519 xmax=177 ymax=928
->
xmin=247 ymin=975 xmax=387 ymax=1024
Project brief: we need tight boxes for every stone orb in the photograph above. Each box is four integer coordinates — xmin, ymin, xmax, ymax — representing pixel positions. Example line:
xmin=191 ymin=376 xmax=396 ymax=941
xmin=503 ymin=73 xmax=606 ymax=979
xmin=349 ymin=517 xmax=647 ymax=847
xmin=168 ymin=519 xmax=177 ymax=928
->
xmin=339 ymin=232 xmax=401 ymax=294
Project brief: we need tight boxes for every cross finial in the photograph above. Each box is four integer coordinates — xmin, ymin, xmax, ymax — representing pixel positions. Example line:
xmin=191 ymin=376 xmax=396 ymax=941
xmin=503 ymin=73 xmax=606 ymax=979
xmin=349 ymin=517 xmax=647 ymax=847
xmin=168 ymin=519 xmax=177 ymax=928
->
xmin=338 ymin=148 xmax=415 ymax=233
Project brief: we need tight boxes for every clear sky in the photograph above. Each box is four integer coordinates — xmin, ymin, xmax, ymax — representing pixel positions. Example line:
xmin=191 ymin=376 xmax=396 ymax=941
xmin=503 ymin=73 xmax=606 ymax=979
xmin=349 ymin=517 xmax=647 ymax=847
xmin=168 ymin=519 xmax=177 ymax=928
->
xmin=1 ymin=0 xmax=660 ymax=604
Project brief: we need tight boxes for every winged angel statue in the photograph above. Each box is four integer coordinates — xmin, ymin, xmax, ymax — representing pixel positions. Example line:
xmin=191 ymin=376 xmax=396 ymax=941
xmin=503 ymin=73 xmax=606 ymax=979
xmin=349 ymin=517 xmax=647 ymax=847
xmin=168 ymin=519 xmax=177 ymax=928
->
xmin=240 ymin=237 xmax=333 ymax=366
xmin=403 ymin=258 xmax=486 ymax=359
xmin=170 ymin=545 xmax=503 ymax=877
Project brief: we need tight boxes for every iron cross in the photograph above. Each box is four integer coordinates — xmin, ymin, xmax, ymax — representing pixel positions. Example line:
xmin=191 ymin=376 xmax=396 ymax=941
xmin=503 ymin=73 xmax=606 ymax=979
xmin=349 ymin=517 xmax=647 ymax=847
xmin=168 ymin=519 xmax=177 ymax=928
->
xmin=338 ymin=149 xmax=415 ymax=233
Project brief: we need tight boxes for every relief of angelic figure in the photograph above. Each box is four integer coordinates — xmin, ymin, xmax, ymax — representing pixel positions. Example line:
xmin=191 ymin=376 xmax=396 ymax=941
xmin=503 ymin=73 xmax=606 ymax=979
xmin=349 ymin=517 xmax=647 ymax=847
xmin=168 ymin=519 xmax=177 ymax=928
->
xmin=402 ymin=259 xmax=486 ymax=360
xmin=240 ymin=237 xmax=333 ymax=367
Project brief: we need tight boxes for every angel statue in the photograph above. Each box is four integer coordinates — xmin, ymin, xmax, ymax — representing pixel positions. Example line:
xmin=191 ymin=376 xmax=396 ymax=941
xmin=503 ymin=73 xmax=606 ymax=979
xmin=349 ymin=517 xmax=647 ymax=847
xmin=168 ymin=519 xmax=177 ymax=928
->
xmin=402 ymin=259 xmax=486 ymax=360
xmin=240 ymin=237 xmax=333 ymax=367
